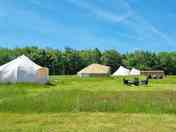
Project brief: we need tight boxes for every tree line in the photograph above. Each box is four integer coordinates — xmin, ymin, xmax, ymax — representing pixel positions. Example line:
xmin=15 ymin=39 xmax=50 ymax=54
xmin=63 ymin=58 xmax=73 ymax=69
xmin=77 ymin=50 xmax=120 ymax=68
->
xmin=0 ymin=47 xmax=175 ymax=75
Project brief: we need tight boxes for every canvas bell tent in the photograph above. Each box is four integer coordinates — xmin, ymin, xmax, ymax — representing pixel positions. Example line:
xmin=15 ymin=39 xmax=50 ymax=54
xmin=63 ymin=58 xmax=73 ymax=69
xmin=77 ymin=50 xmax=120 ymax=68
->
xmin=112 ymin=66 xmax=130 ymax=76
xmin=77 ymin=64 xmax=111 ymax=77
xmin=0 ymin=55 xmax=49 ymax=84
xmin=130 ymin=68 xmax=141 ymax=76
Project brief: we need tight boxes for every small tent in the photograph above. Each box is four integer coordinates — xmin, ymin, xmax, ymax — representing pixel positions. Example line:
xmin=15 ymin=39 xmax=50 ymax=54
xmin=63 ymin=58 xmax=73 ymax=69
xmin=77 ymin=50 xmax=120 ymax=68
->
xmin=112 ymin=66 xmax=130 ymax=76
xmin=0 ymin=55 xmax=49 ymax=84
xmin=130 ymin=68 xmax=141 ymax=76
xmin=77 ymin=64 xmax=110 ymax=77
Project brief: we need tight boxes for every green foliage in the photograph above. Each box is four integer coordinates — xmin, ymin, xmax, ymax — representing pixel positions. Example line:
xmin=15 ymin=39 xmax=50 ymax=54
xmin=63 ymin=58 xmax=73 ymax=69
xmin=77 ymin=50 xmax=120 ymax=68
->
xmin=0 ymin=76 xmax=176 ymax=113
xmin=124 ymin=51 xmax=159 ymax=70
xmin=0 ymin=76 xmax=176 ymax=131
xmin=101 ymin=49 xmax=122 ymax=72
xmin=1 ymin=113 xmax=176 ymax=132
xmin=0 ymin=47 xmax=176 ymax=75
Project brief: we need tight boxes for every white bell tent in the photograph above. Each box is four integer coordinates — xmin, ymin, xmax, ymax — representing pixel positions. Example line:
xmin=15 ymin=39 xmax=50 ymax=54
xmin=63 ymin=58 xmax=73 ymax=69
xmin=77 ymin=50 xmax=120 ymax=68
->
xmin=130 ymin=68 xmax=141 ymax=76
xmin=0 ymin=55 xmax=49 ymax=84
xmin=112 ymin=66 xmax=130 ymax=76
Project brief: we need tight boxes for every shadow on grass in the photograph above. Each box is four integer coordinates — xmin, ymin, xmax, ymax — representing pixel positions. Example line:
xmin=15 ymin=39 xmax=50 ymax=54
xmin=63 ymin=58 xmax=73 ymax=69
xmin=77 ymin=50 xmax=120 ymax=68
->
xmin=0 ymin=81 xmax=57 ymax=90
xmin=46 ymin=81 xmax=57 ymax=86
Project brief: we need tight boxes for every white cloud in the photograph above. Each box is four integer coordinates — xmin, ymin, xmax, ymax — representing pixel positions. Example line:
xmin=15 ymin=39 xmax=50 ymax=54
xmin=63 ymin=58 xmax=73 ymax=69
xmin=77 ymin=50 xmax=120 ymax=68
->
xmin=120 ymin=1 xmax=175 ymax=48
xmin=115 ymin=31 xmax=145 ymax=41
xmin=150 ymin=25 xmax=175 ymax=47
xmin=66 ymin=0 xmax=132 ymax=23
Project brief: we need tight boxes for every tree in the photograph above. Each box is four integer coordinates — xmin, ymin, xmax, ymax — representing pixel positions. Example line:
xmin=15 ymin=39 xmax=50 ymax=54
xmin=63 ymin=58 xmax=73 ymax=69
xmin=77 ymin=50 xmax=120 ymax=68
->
xmin=101 ymin=49 xmax=122 ymax=72
xmin=0 ymin=46 xmax=175 ymax=75
xmin=63 ymin=47 xmax=82 ymax=75
xmin=158 ymin=52 xmax=176 ymax=75
xmin=124 ymin=50 xmax=158 ymax=70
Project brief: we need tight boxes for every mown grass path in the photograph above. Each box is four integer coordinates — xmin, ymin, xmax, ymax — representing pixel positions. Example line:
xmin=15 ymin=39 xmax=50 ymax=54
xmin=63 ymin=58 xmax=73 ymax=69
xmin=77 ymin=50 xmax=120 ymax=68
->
xmin=1 ymin=113 xmax=176 ymax=132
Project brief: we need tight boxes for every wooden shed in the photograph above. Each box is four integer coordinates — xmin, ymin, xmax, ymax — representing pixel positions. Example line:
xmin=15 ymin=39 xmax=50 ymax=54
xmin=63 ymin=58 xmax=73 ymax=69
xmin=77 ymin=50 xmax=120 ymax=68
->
xmin=141 ymin=70 xmax=165 ymax=79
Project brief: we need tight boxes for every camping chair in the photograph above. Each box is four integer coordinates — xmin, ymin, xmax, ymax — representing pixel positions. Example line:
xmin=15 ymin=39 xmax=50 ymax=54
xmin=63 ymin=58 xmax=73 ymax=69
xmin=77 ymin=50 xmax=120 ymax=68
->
xmin=123 ymin=78 xmax=130 ymax=85
xmin=123 ymin=78 xmax=139 ymax=86
xmin=123 ymin=78 xmax=134 ymax=86
xmin=140 ymin=77 xmax=149 ymax=85
xmin=134 ymin=77 xmax=139 ymax=86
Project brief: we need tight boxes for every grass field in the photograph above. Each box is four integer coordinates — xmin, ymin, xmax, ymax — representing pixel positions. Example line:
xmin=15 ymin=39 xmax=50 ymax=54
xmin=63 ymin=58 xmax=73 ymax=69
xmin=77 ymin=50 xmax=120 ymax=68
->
xmin=1 ymin=76 xmax=176 ymax=131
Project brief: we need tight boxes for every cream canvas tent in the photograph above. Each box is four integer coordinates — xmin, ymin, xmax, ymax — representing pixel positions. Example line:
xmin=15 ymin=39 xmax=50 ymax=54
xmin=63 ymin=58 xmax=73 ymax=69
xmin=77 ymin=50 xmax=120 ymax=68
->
xmin=112 ymin=66 xmax=130 ymax=76
xmin=77 ymin=64 xmax=110 ymax=77
xmin=0 ymin=55 xmax=49 ymax=84
xmin=130 ymin=68 xmax=141 ymax=76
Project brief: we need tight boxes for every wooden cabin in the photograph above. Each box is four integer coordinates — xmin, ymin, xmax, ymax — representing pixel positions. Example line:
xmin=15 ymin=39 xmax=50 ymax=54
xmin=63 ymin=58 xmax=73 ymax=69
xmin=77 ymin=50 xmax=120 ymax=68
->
xmin=141 ymin=70 xmax=165 ymax=79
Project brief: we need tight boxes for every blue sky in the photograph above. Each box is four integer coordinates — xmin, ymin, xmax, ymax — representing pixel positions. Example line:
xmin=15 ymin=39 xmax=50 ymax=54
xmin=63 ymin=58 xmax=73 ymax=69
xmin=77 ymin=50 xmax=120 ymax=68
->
xmin=0 ymin=0 xmax=176 ymax=52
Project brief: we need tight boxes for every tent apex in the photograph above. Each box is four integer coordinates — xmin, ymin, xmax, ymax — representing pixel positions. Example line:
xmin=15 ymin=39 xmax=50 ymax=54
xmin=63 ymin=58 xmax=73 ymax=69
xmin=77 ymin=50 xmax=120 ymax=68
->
xmin=19 ymin=54 xmax=28 ymax=58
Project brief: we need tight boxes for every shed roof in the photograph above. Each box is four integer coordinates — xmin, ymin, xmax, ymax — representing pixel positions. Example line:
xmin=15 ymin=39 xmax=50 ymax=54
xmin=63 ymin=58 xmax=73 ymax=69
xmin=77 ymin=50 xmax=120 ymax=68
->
xmin=78 ymin=64 xmax=110 ymax=74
